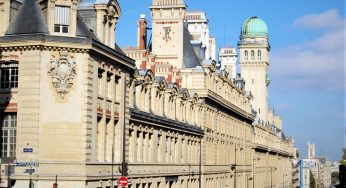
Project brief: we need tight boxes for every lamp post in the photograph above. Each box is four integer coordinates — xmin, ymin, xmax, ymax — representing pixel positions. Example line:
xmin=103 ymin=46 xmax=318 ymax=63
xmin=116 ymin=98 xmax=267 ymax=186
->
xmin=253 ymin=157 xmax=260 ymax=188
xmin=270 ymin=167 xmax=276 ymax=188
xmin=282 ymin=174 xmax=284 ymax=188
xmin=282 ymin=174 xmax=287 ymax=188
xmin=234 ymin=144 xmax=237 ymax=188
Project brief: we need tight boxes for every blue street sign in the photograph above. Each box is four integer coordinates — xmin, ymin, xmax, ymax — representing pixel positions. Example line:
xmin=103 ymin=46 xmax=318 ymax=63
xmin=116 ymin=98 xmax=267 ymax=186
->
xmin=15 ymin=162 xmax=39 ymax=167
xmin=23 ymin=148 xmax=33 ymax=153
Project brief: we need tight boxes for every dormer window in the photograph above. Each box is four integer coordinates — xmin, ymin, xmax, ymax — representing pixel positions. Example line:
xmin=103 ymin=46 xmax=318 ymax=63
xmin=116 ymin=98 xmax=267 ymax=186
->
xmin=54 ymin=6 xmax=70 ymax=34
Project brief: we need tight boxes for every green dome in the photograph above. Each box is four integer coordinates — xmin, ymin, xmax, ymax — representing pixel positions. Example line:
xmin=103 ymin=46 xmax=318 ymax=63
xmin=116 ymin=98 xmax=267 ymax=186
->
xmin=241 ymin=16 xmax=268 ymax=37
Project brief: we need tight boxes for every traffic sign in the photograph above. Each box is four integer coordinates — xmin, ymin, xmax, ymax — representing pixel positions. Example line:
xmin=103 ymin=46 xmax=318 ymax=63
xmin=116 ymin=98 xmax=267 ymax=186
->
xmin=118 ymin=176 xmax=128 ymax=187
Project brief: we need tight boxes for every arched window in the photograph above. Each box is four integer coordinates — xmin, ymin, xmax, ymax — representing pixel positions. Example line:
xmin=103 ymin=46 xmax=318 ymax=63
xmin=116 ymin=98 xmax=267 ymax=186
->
xmin=244 ymin=50 xmax=248 ymax=59
xmin=251 ymin=50 xmax=254 ymax=59
xmin=258 ymin=50 xmax=261 ymax=60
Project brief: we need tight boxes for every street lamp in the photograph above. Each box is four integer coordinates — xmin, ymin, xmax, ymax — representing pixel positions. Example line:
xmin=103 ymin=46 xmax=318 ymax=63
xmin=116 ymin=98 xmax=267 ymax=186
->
xmin=270 ymin=167 xmax=276 ymax=188
xmin=253 ymin=157 xmax=260 ymax=188
xmin=282 ymin=174 xmax=287 ymax=188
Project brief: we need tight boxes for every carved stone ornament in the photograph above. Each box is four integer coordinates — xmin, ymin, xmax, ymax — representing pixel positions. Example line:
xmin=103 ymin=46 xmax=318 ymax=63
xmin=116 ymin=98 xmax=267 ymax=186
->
xmin=49 ymin=51 xmax=76 ymax=98
xmin=163 ymin=26 xmax=172 ymax=42
xmin=104 ymin=2 xmax=119 ymax=25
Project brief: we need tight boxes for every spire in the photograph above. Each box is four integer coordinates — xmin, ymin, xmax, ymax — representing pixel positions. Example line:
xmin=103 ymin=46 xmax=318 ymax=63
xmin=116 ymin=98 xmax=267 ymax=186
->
xmin=6 ymin=0 xmax=49 ymax=35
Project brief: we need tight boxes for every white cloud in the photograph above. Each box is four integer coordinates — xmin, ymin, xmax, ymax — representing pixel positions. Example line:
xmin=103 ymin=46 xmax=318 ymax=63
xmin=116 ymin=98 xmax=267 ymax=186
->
xmin=270 ymin=9 xmax=345 ymax=91
xmin=293 ymin=9 xmax=344 ymax=30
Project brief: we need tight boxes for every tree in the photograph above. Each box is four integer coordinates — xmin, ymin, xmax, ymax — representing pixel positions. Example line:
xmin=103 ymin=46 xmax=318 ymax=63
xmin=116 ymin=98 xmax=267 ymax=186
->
xmin=310 ymin=170 xmax=316 ymax=188
xmin=332 ymin=171 xmax=339 ymax=185
xmin=341 ymin=148 xmax=346 ymax=166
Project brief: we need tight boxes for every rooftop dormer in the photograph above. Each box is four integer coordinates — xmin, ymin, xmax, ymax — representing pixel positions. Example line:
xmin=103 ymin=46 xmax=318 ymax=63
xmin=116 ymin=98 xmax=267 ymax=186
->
xmin=0 ymin=0 xmax=24 ymax=36
xmin=36 ymin=0 xmax=78 ymax=37
xmin=1 ymin=0 xmax=121 ymax=49
xmin=78 ymin=0 xmax=121 ymax=48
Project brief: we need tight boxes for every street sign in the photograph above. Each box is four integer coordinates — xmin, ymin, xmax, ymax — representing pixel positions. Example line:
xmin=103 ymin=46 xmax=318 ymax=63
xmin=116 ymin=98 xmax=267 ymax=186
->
xmin=118 ymin=176 xmax=128 ymax=187
xmin=15 ymin=162 xmax=39 ymax=167
xmin=23 ymin=148 xmax=33 ymax=153
xmin=24 ymin=169 xmax=35 ymax=174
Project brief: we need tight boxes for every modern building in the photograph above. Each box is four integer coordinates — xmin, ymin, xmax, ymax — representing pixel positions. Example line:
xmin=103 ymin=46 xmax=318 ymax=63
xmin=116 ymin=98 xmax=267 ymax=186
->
xmin=301 ymin=142 xmax=333 ymax=188
xmin=301 ymin=159 xmax=318 ymax=188
xmin=0 ymin=0 xmax=297 ymax=188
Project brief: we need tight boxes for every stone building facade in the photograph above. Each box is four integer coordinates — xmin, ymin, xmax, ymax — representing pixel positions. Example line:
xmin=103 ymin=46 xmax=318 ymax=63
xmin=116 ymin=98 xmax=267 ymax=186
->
xmin=125 ymin=1 xmax=297 ymax=188
xmin=0 ymin=0 xmax=297 ymax=188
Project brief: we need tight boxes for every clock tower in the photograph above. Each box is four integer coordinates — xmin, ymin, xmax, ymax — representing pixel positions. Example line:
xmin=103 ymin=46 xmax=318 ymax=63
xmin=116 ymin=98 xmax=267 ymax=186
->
xmin=150 ymin=0 xmax=186 ymax=69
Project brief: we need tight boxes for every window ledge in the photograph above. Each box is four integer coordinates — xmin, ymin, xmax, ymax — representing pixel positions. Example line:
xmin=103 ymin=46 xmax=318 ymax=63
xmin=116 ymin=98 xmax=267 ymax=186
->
xmin=0 ymin=88 xmax=18 ymax=93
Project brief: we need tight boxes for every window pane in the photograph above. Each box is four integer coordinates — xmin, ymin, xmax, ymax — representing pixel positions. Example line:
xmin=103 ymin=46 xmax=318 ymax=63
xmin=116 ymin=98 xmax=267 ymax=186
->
xmin=3 ymin=116 xmax=8 ymax=127
xmin=0 ymin=66 xmax=18 ymax=88
xmin=54 ymin=25 xmax=60 ymax=32
xmin=1 ymin=114 xmax=17 ymax=158
xmin=62 ymin=25 xmax=69 ymax=33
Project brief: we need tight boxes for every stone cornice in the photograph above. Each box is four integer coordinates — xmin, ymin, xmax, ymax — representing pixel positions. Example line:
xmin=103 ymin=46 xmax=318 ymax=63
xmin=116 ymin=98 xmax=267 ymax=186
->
xmin=191 ymin=89 xmax=255 ymax=124
xmin=0 ymin=34 xmax=135 ymax=72
xmin=254 ymin=144 xmax=293 ymax=158
xmin=0 ymin=34 xmax=90 ymax=52
xmin=130 ymin=108 xmax=204 ymax=136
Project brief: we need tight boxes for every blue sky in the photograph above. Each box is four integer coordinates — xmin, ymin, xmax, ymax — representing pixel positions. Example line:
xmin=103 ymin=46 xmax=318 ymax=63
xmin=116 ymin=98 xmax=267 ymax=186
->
xmin=116 ymin=0 xmax=345 ymax=161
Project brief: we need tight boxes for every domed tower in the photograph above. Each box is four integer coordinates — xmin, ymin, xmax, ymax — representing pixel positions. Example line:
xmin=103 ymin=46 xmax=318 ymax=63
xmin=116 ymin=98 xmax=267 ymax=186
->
xmin=238 ymin=16 xmax=270 ymax=122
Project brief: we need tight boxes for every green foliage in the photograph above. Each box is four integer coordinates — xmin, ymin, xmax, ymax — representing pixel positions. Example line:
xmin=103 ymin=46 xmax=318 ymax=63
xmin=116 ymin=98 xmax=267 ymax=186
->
xmin=310 ymin=170 xmax=316 ymax=188
xmin=341 ymin=148 xmax=346 ymax=166
xmin=331 ymin=171 xmax=339 ymax=185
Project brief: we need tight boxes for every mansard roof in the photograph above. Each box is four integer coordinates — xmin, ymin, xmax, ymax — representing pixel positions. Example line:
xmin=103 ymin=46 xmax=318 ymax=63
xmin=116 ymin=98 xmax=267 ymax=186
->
xmin=179 ymin=88 xmax=190 ymax=99
xmin=76 ymin=15 xmax=99 ymax=40
xmin=154 ymin=76 xmax=166 ymax=84
xmin=6 ymin=0 xmax=49 ymax=35
xmin=189 ymin=92 xmax=199 ymax=102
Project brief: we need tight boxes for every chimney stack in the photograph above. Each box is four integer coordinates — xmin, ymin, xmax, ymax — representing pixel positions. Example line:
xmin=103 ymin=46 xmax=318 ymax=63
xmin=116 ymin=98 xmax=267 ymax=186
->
xmin=138 ymin=14 xmax=147 ymax=50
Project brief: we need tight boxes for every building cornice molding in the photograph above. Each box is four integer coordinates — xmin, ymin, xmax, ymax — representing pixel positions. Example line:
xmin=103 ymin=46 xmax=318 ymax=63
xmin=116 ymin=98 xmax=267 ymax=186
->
xmin=130 ymin=108 xmax=203 ymax=136
xmin=206 ymin=90 xmax=254 ymax=124
xmin=0 ymin=34 xmax=136 ymax=72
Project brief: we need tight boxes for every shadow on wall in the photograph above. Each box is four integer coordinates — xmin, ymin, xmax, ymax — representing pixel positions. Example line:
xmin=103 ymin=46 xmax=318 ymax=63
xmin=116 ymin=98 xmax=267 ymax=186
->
xmin=0 ymin=50 xmax=16 ymax=187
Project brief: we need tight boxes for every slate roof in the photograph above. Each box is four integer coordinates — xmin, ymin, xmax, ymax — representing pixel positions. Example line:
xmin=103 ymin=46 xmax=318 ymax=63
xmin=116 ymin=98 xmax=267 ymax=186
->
xmin=6 ymin=0 xmax=49 ymax=35
xmin=5 ymin=0 xmax=127 ymax=56
xmin=182 ymin=28 xmax=201 ymax=68
xmin=154 ymin=76 xmax=165 ymax=83
xmin=76 ymin=15 xmax=99 ymax=40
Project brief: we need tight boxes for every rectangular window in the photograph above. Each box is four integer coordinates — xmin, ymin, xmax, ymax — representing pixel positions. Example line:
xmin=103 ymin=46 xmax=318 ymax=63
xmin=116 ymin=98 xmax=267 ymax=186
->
xmin=0 ymin=114 xmax=17 ymax=158
xmin=0 ymin=63 xmax=18 ymax=89
xmin=54 ymin=6 xmax=70 ymax=34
